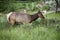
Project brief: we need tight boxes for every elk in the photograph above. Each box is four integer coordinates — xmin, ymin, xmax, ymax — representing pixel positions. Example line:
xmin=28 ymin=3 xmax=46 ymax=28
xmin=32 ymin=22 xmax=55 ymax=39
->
xmin=7 ymin=11 xmax=45 ymax=25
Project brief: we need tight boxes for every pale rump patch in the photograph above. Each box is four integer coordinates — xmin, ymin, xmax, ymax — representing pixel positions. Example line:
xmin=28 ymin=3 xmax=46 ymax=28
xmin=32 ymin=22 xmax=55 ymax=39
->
xmin=7 ymin=12 xmax=13 ymax=22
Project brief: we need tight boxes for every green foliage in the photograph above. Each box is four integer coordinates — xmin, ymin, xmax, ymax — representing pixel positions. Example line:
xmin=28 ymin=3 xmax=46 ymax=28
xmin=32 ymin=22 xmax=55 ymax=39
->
xmin=42 ymin=5 xmax=50 ymax=11
xmin=0 ymin=0 xmax=40 ymax=13
xmin=0 ymin=0 xmax=15 ymax=12
xmin=3 ymin=2 xmax=39 ymax=13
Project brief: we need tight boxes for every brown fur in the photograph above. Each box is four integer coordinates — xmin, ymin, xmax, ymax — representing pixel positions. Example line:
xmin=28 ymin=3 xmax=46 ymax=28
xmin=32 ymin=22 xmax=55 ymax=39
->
xmin=9 ymin=11 xmax=45 ymax=25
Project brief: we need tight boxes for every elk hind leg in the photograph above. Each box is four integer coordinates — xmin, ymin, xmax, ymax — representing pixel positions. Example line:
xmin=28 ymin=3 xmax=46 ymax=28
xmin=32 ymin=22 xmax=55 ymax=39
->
xmin=10 ymin=20 xmax=15 ymax=26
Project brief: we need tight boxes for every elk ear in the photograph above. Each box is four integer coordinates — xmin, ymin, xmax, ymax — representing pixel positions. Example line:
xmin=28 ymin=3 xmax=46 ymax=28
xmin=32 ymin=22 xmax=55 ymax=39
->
xmin=38 ymin=11 xmax=40 ymax=13
xmin=38 ymin=11 xmax=41 ymax=13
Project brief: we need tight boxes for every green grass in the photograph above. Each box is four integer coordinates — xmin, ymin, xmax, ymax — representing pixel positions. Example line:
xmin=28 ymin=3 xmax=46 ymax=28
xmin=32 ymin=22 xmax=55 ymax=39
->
xmin=45 ymin=13 xmax=60 ymax=20
xmin=0 ymin=12 xmax=60 ymax=40
xmin=3 ymin=1 xmax=39 ymax=13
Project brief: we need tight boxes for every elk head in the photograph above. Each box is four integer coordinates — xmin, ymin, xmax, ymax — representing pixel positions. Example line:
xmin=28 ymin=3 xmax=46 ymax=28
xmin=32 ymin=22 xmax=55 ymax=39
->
xmin=37 ymin=11 xmax=45 ymax=19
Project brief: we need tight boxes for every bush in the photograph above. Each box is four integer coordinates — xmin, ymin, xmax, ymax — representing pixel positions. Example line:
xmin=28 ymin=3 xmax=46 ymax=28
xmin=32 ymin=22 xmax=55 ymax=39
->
xmin=0 ymin=0 xmax=41 ymax=13
xmin=42 ymin=5 xmax=50 ymax=11
xmin=3 ymin=2 xmax=40 ymax=13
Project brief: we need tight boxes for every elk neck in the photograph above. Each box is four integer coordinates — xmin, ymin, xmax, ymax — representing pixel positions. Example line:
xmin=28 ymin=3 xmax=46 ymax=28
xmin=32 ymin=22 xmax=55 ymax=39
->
xmin=30 ymin=13 xmax=39 ymax=22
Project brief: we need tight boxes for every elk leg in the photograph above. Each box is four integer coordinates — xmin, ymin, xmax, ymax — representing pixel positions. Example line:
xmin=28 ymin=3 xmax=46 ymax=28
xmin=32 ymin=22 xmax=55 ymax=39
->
xmin=10 ymin=20 xmax=15 ymax=26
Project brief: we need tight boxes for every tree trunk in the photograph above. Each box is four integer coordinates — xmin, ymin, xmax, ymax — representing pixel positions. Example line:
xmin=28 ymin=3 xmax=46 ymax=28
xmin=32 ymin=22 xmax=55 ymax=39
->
xmin=55 ymin=0 xmax=60 ymax=13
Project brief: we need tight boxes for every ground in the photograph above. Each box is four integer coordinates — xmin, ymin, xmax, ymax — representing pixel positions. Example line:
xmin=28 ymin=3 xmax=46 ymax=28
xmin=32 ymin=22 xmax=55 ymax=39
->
xmin=0 ymin=12 xmax=60 ymax=40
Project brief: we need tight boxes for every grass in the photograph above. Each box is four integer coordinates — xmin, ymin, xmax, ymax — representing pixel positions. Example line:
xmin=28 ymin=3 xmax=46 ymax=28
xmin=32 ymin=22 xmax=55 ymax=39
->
xmin=0 ymin=12 xmax=60 ymax=40
xmin=45 ymin=13 xmax=60 ymax=20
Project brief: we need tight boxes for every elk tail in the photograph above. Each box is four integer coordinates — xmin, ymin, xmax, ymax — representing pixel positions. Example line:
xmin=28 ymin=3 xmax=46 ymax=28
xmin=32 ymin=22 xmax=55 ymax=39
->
xmin=7 ymin=12 xmax=13 ymax=22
